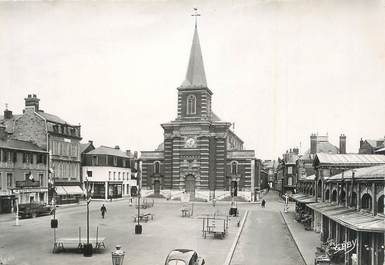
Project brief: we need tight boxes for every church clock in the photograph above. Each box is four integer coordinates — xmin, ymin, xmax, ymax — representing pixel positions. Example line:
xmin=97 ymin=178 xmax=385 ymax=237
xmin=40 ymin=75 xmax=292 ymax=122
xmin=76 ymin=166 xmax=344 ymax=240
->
xmin=185 ymin=137 xmax=196 ymax=148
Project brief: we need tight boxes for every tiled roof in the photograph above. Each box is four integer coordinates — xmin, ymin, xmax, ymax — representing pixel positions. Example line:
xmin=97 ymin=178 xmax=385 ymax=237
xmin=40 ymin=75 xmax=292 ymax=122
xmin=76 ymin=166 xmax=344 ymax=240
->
xmin=155 ymin=142 xmax=164 ymax=151
xmin=80 ymin=142 xmax=93 ymax=153
xmin=0 ymin=138 xmax=47 ymax=153
xmin=86 ymin=146 xmax=129 ymax=158
xmin=37 ymin=111 xmax=75 ymax=126
xmin=180 ymin=26 xmax=207 ymax=88
xmin=140 ymin=151 xmax=164 ymax=160
xmin=328 ymin=165 xmax=385 ymax=180
xmin=305 ymin=142 xmax=339 ymax=155
xmin=315 ymin=153 xmax=385 ymax=166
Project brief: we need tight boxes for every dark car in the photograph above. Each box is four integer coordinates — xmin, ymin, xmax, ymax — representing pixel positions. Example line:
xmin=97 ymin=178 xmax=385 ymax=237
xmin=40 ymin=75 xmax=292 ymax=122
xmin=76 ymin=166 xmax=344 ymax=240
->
xmin=18 ymin=203 xmax=53 ymax=219
xmin=165 ymin=249 xmax=205 ymax=265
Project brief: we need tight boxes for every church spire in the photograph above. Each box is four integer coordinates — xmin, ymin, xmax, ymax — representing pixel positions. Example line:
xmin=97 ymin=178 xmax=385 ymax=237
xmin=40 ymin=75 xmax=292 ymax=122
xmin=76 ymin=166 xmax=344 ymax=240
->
xmin=181 ymin=9 xmax=207 ymax=88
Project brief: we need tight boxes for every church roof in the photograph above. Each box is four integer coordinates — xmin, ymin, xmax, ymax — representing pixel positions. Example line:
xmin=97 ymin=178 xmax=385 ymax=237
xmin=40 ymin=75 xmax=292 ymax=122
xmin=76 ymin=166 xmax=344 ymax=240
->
xmin=180 ymin=26 xmax=207 ymax=88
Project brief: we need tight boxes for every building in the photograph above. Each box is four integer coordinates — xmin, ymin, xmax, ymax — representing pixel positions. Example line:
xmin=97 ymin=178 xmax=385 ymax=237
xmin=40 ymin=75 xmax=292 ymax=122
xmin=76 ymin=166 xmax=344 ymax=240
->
xmin=1 ymin=94 xmax=83 ymax=205
xmin=293 ymin=154 xmax=385 ymax=265
xmin=359 ymin=137 xmax=385 ymax=155
xmin=141 ymin=24 xmax=259 ymax=201
xmin=279 ymin=148 xmax=300 ymax=195
xmin=81 ymin=145 xmax=136 ymax=200
xmin=80 ymin=140 xmax=96 ymax=185
xmin=0 ymin=124 xmax=49 ymax=213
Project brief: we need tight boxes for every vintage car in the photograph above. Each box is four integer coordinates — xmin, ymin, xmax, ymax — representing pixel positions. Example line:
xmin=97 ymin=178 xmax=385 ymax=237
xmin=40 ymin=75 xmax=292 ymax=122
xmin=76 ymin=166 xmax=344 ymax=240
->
xmin=165 ymin=249 xmax=205 ymax=265
xmin=18 ymin=203 xmax=53 ymax=219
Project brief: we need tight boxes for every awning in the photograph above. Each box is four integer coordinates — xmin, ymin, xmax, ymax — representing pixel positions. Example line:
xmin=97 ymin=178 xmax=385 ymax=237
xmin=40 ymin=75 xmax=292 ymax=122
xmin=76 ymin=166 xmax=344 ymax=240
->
xmin=55 ymin=186 xmax=67 ymax=195
xmin=308 ymin=202 xmax=384 ymax=233
xmin=290 ymin=193 xmax=316 ymax=204
xmin=62 ymin=186 xmax=84 ymax=195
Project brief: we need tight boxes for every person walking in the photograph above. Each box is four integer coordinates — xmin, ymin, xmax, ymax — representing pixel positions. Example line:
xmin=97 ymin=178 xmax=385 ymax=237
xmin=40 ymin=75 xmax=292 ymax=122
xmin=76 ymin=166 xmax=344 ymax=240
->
xmin=100 ymin=204 xmax=107 ymax=218
xmin=261 ymin=199 xmax=266 ymax=208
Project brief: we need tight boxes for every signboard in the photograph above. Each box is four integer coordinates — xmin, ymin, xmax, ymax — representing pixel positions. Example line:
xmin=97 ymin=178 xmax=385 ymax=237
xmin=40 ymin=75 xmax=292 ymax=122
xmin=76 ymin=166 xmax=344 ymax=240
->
xmin=334 ymin=239 xmax=357 ymax=254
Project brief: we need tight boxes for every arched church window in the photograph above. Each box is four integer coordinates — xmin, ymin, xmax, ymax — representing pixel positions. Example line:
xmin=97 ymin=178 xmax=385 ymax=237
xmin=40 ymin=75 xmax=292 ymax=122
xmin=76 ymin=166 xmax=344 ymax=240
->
xmin=231 ymin=161 xmax=238 ymax=175
xmin=154 ymin=161 xmax=160 ymax=174
xmin=187 ymin=95 xmax=196 ymax=115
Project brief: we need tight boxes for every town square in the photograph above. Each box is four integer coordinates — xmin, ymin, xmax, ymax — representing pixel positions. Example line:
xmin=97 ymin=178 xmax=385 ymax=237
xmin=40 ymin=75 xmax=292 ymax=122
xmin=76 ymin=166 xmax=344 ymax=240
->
xmin=0 ymin=1 xmax=384 ymax=265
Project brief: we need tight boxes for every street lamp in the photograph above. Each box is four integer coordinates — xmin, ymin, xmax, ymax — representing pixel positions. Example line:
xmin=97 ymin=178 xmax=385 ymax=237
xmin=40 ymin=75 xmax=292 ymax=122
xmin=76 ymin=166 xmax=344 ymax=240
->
xmin=135 ymin=158 xmax=142 ymax=234
xmin=111 ymin=245 xmax=125 ymax=265
xmin=83 ymin=175 xmax=93 ymax=257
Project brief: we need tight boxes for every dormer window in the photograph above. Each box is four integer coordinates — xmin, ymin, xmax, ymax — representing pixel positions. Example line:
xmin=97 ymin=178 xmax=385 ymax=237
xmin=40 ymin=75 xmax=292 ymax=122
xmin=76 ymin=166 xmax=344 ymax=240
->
xmin=187 ymin=95 xmax=196 ymax=115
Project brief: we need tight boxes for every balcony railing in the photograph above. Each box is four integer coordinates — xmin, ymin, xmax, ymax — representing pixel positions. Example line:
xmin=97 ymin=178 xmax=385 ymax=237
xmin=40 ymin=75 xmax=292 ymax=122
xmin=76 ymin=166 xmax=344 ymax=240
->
xmin=15 ymin=180 xmax=41 ymax=188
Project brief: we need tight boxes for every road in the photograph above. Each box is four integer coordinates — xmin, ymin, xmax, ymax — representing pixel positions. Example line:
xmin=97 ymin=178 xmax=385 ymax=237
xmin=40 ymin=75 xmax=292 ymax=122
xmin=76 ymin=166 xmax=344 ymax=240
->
xmin=230 ymin=191 xmax=306 ymax=265
xmin=0 ymin=192 xmax=305 ymax=265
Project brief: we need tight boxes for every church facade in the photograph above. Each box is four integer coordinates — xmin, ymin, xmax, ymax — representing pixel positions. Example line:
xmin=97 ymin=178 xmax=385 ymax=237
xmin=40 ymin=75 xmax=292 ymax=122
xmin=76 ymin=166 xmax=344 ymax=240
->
xmin=141 ymin=25 xmax=260 ymax=201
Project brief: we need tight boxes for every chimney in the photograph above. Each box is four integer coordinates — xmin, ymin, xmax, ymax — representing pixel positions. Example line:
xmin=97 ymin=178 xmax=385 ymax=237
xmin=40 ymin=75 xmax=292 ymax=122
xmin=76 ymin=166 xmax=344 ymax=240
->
xmin=24 ymin=94 xmax=40 ymax=112
xmin=310 ymin=133 xmax=317 ymax=154
xmin=4 ymin=109 xmax=13 ymax=119
xmin=339 ymin=134 xmax=346 ymax=154
xmin=0 ymin=124 xmax=7 ymax=140
xmin=88 ymin=140 xmax=93 ymax=145
xmin=114 ymin=145 xmax=120 ymax=150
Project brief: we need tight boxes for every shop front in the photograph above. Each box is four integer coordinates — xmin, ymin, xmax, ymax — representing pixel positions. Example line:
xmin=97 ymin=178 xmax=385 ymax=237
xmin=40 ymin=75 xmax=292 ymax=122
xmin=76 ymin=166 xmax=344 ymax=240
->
xmin=108 ymin=182 xmax=122 ymax=199
xmin=308 ymin=202 xmax=384 ymax=265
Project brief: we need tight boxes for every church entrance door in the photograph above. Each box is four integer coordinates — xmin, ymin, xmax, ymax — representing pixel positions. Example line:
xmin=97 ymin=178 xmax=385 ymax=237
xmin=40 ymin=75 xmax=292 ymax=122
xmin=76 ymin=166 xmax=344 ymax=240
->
xmin=154 ymin=180 xmax=160 ymax=196
xmin=185 ymin=174 xmax=196 ymax=199
xmin=231 ymin=181 xmax=238 ymax=197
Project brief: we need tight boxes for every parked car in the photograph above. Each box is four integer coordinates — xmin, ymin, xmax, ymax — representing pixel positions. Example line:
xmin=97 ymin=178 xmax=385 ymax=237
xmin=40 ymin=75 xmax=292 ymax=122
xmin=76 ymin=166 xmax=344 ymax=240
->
xmin=165 ymin=249 xmax=205 ymax=265
xmin=18 ymin=203 xmax=53 ymax=219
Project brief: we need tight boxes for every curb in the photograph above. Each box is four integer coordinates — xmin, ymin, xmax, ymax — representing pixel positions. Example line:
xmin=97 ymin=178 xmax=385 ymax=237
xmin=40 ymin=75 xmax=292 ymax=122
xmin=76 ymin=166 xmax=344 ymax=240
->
xmin=280 ymin=211 xmax=308 ymax=265
xmin=223 ymin=209 xmax=249 ymax=265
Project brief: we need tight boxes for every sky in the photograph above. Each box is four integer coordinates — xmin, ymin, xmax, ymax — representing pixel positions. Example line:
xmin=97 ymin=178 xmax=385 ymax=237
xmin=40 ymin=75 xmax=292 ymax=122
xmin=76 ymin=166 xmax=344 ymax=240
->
xmin=0 ymin=0 xmax=384 ymax=160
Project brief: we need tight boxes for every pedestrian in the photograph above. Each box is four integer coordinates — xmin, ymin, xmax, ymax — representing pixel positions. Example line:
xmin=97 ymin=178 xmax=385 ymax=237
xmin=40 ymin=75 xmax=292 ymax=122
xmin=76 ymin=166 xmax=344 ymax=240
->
xmin=100 ymin=204 xmax=107 ymax=218
xmin=261 ymin=199 xmax=266 ymax=208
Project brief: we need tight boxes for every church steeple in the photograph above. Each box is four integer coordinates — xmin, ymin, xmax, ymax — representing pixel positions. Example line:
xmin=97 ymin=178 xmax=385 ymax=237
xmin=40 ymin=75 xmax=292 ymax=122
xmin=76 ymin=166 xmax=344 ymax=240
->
xmin=181 ymin=19 xmax=207 ymax=88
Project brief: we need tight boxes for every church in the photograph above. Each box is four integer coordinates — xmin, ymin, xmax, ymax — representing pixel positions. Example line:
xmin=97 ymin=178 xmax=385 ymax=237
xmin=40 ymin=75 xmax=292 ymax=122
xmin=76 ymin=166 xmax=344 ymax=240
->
xmin=141 ymin=22 xmax=260 ymax=201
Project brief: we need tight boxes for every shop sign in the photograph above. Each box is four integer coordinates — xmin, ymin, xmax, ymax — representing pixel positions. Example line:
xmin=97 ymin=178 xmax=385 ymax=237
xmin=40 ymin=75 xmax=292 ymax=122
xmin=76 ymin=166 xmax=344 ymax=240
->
xmin=335 ymin=239 xmax=357 ymax=254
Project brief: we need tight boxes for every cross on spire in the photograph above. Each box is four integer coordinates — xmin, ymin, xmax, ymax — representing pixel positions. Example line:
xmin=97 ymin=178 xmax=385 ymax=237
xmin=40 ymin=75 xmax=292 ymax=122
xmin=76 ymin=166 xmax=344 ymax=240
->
xmin=191 ymin=8 xmax=201 ymax=28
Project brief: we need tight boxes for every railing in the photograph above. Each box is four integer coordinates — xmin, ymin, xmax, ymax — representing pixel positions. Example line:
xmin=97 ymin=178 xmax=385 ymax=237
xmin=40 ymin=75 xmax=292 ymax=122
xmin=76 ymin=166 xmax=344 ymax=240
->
xmin=16 ymin=180 xmax=41 ymax=188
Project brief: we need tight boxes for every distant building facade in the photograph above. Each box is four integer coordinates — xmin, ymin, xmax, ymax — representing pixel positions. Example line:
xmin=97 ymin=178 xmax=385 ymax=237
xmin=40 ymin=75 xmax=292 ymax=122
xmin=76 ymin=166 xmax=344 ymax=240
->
xmin=0 ymin=124 xmax=49 ymax=213
xmin=81 ymin=146 xmax=136 ymax=200
xmin=1 ymin=94 xmax=83 ymax=205
xmin=294 ymin=155 xmax=385 ymax=265
xmin=359 ymin=137 xmax=385 ymax=155
xmin=141 ymin=25 xmax=259 ymax=201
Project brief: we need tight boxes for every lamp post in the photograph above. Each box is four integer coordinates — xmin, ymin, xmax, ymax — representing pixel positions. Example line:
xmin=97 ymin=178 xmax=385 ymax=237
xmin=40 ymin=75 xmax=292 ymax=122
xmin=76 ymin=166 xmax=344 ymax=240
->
xmin=83 ymin=176 xmax=93 ymax=256
xmin=134 ymin=158 xmax=142 ymax=234
xmin=49 ymin=168 xmax=58 ymax=246
xmin=111 ymin=245 xmax=125 ymax=265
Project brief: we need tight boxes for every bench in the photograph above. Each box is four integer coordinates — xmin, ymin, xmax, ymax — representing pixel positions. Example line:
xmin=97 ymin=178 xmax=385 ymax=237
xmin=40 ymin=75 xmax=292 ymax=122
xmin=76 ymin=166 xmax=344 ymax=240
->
xmin=202 ymin=217 xmax=228 ymax=239
xmin=133 ymin=213 xmax=154 ymax=223
xmin=181 ymin=208 xmax=191 ymax=217
xmin=53 ymin=237 xmax=106 ymax=253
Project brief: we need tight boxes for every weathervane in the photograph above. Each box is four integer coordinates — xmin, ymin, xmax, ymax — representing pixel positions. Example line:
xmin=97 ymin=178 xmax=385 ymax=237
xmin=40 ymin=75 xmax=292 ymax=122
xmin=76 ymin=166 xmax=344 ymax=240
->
xmin=191 ymin=8 xmax=201 ymax=28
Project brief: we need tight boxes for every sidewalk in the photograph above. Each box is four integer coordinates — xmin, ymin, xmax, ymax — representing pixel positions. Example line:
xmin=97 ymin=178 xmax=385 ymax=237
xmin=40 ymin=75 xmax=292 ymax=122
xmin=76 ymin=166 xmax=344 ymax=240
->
xmin=281 ymin=206 xmax=320 ymax=265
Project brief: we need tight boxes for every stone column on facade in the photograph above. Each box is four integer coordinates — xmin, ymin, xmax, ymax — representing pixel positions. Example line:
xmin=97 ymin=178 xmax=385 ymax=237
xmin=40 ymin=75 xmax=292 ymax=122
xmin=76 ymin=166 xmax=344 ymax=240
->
xmin=371 ymin=234 xmax=375 ymax=265
xmin=105 ymin=181 xmax=108 ymax=200
xmin=344 ymin=228 xmax=349 ymax=265
xmin=372 ymin=183 xmax=376 ymax=215
xmin=357 ymin=183 xmax=361 ymax=210
xmin=357 ymin=231 xmax=362 ymax=265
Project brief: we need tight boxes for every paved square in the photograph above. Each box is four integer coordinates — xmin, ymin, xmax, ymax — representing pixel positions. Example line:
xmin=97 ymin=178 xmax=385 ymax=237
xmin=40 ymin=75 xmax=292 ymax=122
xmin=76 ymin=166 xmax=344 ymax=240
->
xmin=0 ymin=199 xmax=240 ymax=265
